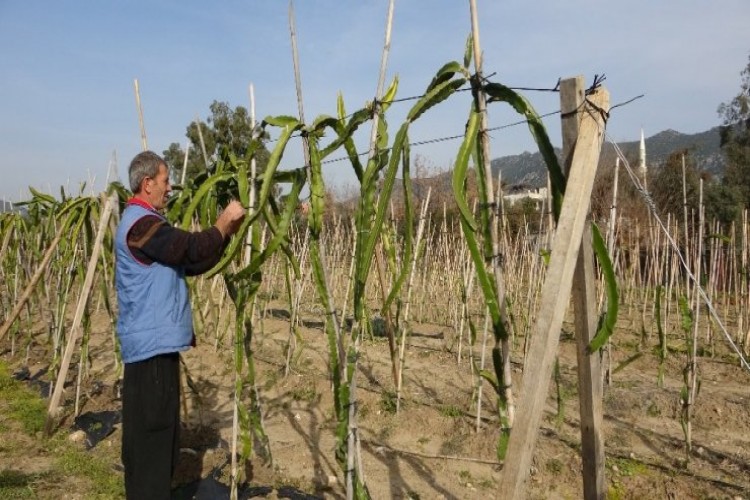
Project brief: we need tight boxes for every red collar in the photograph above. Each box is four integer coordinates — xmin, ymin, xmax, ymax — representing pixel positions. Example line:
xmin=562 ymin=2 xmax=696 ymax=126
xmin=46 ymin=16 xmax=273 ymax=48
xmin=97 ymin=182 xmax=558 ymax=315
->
xmin=127 ymin=197 xmax=160 ymax=214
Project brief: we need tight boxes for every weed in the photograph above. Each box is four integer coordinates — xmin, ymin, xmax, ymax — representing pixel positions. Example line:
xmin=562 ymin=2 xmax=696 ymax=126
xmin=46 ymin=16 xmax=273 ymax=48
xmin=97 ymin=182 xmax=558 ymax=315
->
xmin=0 ymin=469 xmax=41 ymax=495
xmin=646 ymin=401 xmax=661 ymax=417
xmin=608 ymin=457 xmax=647 ymax=477
xmin=290 ymin=383 xmax=319 ymax=403
xmin=477 ymin=478 xmax=495 ymax=489
xmin=358 ymin=402 xmax=370 ymax=419
xmin=263 ymin=369 xmax=281 ymax=391
xmin=545 ymin=458 xmax=564 ymax=475
xmin=56 ymin=444 xmax=124 ymax=497
xmin=440 ymin=405 xmax=462 ymax=418
xmin=0 ymin=364 xmax=46 ymax=435
xmin=417 ymin=436 xmax=429 ymax=446
xmin=607 ymin=483 xmax=625 ymax=500
xmin=379 ymin=391 xmax=397 ymax=414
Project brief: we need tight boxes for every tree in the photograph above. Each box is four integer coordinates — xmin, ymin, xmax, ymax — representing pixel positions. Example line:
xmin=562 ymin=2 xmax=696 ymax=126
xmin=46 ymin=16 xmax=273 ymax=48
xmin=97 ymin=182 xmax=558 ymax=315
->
xmin=649 ymin=149 xmax=701 ymax=218
xmin=163 ymin=101 xmax=271 ymax=184
xmin=718 ymin=53 xmax=750 ymax=207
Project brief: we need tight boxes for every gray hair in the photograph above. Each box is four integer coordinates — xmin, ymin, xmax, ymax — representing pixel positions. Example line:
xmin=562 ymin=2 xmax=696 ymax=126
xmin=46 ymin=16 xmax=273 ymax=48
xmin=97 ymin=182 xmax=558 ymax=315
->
xmin=128 ymin=151 xmax=166 ymax=193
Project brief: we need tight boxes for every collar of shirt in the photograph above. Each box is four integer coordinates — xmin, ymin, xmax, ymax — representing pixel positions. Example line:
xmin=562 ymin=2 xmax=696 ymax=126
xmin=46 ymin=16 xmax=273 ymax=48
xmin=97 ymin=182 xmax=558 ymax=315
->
xmin=127 ymin=197 xmax=161 ymax=215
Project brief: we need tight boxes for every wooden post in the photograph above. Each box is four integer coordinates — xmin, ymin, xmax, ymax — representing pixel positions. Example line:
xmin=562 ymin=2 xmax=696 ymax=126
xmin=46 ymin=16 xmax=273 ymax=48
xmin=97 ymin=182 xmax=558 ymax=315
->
xmin=44 ymin=194 xmax=116 ymax=434
xmin=0 ymin=223 xmax=67 ymax=340
xmin=497 ymin=86 xmax=609 ymax=498
xmin=560 ymin=76 xmax=606 ymax=499
xmin=133 ymin=79 xmax=148 ymax=151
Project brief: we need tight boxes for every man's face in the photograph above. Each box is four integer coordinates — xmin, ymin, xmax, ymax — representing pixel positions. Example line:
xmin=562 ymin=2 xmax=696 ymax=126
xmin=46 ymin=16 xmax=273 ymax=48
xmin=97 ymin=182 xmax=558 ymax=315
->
xmin=144 ymin=163 xmax=171 ymax=210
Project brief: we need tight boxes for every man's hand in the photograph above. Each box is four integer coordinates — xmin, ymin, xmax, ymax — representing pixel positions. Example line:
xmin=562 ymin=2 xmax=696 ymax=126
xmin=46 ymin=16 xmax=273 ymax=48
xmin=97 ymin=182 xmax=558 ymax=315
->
xmin=215 ymin=200 xmax=247 ymax=238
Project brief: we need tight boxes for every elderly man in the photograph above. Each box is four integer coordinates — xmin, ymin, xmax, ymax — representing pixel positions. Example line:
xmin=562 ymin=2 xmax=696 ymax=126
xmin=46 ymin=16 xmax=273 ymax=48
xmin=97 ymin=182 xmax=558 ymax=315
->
xmin=115 ymin=150 xmax=245 ymax=499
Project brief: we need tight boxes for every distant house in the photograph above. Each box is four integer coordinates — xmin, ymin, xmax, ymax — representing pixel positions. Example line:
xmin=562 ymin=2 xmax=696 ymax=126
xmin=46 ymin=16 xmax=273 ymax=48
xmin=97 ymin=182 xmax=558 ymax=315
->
xmin=0 ymin=199 xmax=17 ymax=213
xmin=503 ymin=186 xmax=548 ymax=209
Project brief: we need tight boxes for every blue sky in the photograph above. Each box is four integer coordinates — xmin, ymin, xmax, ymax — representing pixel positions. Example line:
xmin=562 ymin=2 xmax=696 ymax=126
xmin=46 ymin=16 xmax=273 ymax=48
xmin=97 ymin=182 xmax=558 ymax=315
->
xmin=1 ymin=0 xmax=748 ymax=201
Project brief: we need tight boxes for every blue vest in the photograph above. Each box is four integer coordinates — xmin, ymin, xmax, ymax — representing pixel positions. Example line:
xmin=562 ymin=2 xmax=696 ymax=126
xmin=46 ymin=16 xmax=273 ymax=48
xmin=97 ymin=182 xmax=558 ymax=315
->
xmin=115 ymin=203 xmax=193 ymax=363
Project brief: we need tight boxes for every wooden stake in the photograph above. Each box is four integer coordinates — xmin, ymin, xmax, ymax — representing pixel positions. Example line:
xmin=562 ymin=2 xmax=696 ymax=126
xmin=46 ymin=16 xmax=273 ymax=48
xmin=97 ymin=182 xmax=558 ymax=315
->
xmin=180 ymin=141 xmax=191 ymax=186
xmin=468 ymin=0 xmax=515 ymax=429
xmin=497 ymin=86 xmax=609 ymax=499
xmin=0 ymin=222 xmax=67 ymax=340
xmin=44 ymin=194 xmax=116 ymax=434
xmin=195 ymin=116 xmax=209 ymax=168
xmin=560 ymin=76 xmax=606 ymax=500
xmin=133 ymin=79 xmax=148 ymax=151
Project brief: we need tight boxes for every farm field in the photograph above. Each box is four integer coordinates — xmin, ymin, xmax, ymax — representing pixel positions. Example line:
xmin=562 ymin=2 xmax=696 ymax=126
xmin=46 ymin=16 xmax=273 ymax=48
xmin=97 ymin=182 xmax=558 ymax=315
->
xmin=1 ymin=56 xmax=750 ymax=499
xmin=1 ymin=281 xmax=749 ymax=499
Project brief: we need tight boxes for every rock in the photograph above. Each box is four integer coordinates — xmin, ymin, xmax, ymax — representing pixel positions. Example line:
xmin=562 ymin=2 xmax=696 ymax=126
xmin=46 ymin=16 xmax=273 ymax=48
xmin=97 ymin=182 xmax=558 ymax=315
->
xmin=327 ymin=475 xmax=338 ymax=487
xmin=69 ymin=430 xmax=86 ymax=444
xmin=612 ymin=465 xmax=619 ymax=474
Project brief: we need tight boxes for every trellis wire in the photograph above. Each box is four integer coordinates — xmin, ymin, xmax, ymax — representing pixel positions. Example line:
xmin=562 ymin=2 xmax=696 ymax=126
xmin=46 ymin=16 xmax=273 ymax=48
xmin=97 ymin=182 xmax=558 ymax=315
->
xmin=606 ymin=130 xmax=750 ymax=372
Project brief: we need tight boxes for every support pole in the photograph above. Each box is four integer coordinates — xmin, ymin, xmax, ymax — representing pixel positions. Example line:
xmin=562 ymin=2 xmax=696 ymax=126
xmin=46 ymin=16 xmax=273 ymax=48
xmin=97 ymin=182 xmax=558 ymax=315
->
xmin=0 ymin=223 xmax=67 ymax=340
xmin=497 ymin=85 xmax=609 ymax=499
xmin=44 ymin=194 xmax=117 ymax=434
xmin=133 ymin=79 xmax=148 ymax=151
xmin=560 ymin=76 xmax=606 ymax=500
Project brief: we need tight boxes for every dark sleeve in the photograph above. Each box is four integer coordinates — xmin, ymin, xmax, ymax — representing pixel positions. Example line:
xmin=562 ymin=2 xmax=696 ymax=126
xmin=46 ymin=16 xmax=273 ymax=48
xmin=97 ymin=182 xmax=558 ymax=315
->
xmin=127 ymin=215 xmax=229 ymax=276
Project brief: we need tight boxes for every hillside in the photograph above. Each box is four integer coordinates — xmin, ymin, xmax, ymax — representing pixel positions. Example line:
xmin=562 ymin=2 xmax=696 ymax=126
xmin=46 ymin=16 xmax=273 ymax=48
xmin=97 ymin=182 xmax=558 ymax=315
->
xmin=491 ymin=127 xmax=724 ymax=188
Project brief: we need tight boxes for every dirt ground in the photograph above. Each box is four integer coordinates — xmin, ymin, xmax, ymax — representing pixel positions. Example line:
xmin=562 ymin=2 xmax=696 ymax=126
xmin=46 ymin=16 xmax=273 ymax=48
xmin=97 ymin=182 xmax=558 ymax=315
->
xmin=1 ymin=298 xmax=749 ymax=499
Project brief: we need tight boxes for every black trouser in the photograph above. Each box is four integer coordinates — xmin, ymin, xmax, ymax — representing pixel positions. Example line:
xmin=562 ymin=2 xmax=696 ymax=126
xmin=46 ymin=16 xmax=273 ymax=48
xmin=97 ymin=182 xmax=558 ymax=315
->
xmin=122 ymin=352 xmax=180 ymax=500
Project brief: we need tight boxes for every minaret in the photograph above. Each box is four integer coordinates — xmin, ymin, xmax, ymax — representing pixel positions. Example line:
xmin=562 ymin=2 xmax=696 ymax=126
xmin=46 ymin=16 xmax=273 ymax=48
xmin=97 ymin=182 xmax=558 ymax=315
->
xmin=638 ymin=128 xmax=647 ymax=180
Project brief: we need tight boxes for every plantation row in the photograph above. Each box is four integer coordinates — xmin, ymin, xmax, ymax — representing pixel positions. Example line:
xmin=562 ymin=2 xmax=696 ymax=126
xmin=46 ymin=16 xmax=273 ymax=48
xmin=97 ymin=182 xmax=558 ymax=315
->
xmin=1 ymin=180 xmax=748 ymax=412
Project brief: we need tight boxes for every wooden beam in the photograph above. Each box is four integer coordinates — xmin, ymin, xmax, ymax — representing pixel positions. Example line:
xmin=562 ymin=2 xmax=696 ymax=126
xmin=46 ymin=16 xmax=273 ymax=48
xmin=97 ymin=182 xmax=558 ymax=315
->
xmin=561 ymin=76 xmax=606 ymax=499
xmin=497 ymin=86 xmax=609 ymax=498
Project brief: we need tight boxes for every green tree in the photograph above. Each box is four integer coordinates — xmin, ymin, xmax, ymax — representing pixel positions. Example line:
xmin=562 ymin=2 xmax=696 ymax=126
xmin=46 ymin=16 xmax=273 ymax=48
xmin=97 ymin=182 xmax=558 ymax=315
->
xmin=718 ymin=53 xmax=750 ymax=207
xmin=163 ymin=100 xmax=271 ymax=184
xmin=649 ymin=149 xmax=701 ymax=218
xmin=704 ymin=181 xmax=741 ymax=225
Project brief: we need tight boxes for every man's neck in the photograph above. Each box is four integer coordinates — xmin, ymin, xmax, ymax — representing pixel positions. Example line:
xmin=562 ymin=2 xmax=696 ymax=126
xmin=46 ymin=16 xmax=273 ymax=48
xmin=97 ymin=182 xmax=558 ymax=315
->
xmin=129 ymin=195 xmax=159 ymax=213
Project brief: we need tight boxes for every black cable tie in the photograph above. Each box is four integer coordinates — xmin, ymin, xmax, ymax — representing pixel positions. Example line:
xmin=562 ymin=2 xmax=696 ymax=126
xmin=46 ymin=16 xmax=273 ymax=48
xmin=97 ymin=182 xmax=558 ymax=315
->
xmin=584 ymin=97 xmax=610 ymax=123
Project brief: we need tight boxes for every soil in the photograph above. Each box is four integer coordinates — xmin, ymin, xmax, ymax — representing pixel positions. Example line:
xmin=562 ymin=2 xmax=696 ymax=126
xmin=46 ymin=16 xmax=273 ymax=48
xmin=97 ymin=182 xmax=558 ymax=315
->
xmin=1 ymin=299 xmax=749 ymax=499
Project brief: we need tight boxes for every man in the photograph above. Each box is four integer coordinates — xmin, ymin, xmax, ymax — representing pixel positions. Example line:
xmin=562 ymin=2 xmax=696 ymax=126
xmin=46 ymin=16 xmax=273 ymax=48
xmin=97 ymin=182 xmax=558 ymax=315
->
xmin=115 ymin=151 xmax=245 ymax=499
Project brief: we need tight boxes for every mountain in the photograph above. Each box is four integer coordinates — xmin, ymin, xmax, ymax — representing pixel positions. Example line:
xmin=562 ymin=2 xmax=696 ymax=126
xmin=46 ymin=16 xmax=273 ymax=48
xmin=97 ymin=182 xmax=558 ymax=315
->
xmin=491 ymin=127 xmax=724 ymax=189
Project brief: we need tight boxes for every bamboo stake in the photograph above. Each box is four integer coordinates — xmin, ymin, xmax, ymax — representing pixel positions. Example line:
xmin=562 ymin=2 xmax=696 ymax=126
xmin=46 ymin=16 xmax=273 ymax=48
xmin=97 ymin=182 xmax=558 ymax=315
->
xmin=195 ymin=116 xmax=210 ymax=168
xmin=0 ymin=221 xmax=14 ymax=274
xmin=230 ymin=82 xmax=260 ymax=500
xmin=682 ymin=154 xmax=691 ymax=301
xmin=44 ymin=194 xmax=116 ymax=433
xmin=686 ymin=179 xmax=704 ymax=455
xmin=396 ymin=188 xmax=431 ymax=412
xmin=0 ymin=222 xmax=67 ymax=340
xmin=468 ymin=0 xmax=515 ymax=431
xmin=180 ymin=141 xmax=191 ymax=186
xmin=346 ymin=1 xmax=396 ymax=496
xmin=133 ymin=79 xmax=148 ymax=151
xmin=286 ymin=2 xmax=315 ymax=379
